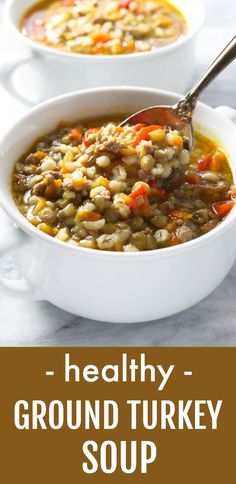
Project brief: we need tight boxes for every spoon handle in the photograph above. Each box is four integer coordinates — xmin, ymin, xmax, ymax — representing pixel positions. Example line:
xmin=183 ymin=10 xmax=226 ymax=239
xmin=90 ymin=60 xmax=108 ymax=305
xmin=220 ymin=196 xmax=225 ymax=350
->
xmin=177 ymin=35 xmax=236 ymax=116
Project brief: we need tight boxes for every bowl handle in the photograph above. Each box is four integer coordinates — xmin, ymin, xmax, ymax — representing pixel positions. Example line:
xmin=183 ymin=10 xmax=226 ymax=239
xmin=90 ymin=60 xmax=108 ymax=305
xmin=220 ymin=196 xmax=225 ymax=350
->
xmin=215 ymin=105 xmax=236 ymax=123
xmin=0 ymin=226 xmax=42 ymax=300
xmin=0 ymin=53 xmax=44 ymax=107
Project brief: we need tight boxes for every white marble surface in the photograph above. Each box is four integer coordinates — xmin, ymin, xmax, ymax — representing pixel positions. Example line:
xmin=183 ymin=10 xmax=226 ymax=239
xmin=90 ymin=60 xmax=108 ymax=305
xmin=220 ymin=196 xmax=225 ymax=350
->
xmin=0 ymin=0 xmax=236 ymax=346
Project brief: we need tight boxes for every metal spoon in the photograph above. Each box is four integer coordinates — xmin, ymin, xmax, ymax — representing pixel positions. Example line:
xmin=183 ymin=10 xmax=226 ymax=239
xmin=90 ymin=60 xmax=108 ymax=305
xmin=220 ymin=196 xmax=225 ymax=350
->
xmin=120 ymin=36 xmax=236 ymax=150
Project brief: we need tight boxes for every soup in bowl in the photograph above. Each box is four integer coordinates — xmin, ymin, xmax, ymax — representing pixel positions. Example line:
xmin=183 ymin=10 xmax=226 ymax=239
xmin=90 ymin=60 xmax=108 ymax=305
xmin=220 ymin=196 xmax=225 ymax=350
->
xmin=12 ymin=117 xmax=234 ymax=252
xmin=0 ymin=87 xmax=236 ymax=323
xmin=2 ymin=0 xmax=204 ymax=100
xmin=20 ymin=0 xmax=187 ymax=55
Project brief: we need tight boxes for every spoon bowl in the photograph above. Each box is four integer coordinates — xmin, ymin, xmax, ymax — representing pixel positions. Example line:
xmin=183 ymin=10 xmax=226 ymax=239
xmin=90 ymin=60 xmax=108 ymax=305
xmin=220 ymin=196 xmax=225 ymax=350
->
xmin=120 ymin=104 xmax=193 ymax=148
xmin=120 ymin=36 xmax=236 ymax=153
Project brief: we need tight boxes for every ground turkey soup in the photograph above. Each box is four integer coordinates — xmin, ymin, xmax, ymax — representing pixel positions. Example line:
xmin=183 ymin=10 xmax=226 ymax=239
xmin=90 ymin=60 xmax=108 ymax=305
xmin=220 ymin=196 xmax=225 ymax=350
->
xmin=21 ymin=0 xmax=187 ymax=55
xmin=12 ymin=118 xmax=235 ymax=252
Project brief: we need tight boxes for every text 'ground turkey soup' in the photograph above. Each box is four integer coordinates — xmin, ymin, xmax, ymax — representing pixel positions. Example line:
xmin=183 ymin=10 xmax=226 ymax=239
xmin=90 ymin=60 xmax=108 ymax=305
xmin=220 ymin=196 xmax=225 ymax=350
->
xmin=21 ymin=0 xmax=187 ymax=55
xmin=12 ymin=118 xmax=235 ymax=252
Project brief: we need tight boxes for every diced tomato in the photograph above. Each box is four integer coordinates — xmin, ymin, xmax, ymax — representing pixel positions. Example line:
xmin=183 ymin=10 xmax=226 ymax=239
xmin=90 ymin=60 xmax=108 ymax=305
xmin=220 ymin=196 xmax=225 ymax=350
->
xmin=197 ymin=154 xmax=212 ymax=171
xmin=133 ymin=125 xmax=162 ymax=147
xmin=148 ymin=179 xmax=168 ymax=198
xmin=118 ymin=0 xmax=133 ymax=9
xmin=148 ymin=179 xmax=157 ymax=188
xmin=83 ymin=128 xmax=100 ymax=147
xmin=212 ymin=201 xmax=235 ymax=218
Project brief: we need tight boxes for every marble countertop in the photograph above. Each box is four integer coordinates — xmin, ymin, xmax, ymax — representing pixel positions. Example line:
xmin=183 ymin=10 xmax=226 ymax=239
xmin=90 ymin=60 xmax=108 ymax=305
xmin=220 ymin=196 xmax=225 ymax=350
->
xmin=0 ymin=0 xmax=236 ymax=346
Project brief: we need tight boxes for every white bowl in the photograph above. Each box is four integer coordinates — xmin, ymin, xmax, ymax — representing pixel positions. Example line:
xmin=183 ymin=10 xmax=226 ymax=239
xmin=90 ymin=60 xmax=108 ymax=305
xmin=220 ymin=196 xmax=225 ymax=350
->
xmin=0 ymin=86 xmax=236 ymax=323
xmin=2 ymin=0 xmax=204 ymax=101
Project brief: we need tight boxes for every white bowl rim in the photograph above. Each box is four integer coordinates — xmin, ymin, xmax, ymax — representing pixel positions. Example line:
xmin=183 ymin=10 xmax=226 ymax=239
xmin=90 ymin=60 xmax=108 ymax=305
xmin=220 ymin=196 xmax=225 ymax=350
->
xmin=4 ymin=0 xmax=205 ymax=62
xmin=0 ymin=85 xmax=236 ymax=260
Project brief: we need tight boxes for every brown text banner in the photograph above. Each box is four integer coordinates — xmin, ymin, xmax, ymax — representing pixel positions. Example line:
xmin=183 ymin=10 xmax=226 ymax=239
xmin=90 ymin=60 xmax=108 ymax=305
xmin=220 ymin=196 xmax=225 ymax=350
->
xmin=0 ymin=348 xmax=235 ymax=482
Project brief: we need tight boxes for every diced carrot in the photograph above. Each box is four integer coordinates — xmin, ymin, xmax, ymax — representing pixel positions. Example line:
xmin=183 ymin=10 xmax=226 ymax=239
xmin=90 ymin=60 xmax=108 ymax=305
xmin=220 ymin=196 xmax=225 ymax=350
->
xmin=54 ymin=179 xmax=62 ymax=188
xmin=170 ymin=210 xmax=192 ymax=220
xmin=62 ymin=151 xmax=74 ymax=173
xmin=91 ymin=176 xmax=110 ymax=190
xmin=166 ymin=221 xmax=177 ymax=232
xmin=170 ymin=234 xmax=181 ymax=246
xmin=129 ymin=183 xmax=148 ymax=201
xmin=38 ymin=223 xmax=57 ymax=236
xmin=186 ymin=172 xmax=202 ymax=185
xmin=114 ymin=241 xmax=123 ymax=251
xmin=45 ymin=179 xmax=62 ymax=199
xmin=120 ymin=193 xmax=133 ymax=206
xmin=170 ymin=135 xmax=183 ymax=147
xmin=212 ymin=201 xmax=235 ymax=218
xmin=134 ymin=123 xmax=147 ymax=131
xmin=72 ymin=178 xmax=86 ymax=191
xmin=29 ymin=218 xmax=40 ymax=227
xmin=85 ymin=213 xmax=101 ymax=222
xmin=69 ymin=125 xmax=83 ymax=142
xmin=92 ymin=45 xmax=106 ymax=55
xmin=78 ymin=211 xmax=101 ymax=222
xmin=121 ymin=183 xmax=149 ymax=210
xmin=133 ymin=125 xmax=162 ymax=147
xmin=122 ymin=40 xmax=135 ymax=52
xmin=210 ymin=153 xmax=224 ymax=171
xmin=92 ymin=33 xmax=112 ymax=43
xmin=35 ymin=150 xmax=46 ymax=160
xmin=62 ymin=163 xmax=72 ymax=174
xmin=114 ymin=126 xmax=124 ymax=134
xmin=198 ymin=154 xmax=212 ymax=171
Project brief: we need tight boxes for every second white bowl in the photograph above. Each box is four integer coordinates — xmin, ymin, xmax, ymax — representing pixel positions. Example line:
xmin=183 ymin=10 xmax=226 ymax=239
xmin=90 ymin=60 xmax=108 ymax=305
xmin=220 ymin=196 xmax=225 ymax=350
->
xmin=2 ymin=0 xmax=204 ymax=102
